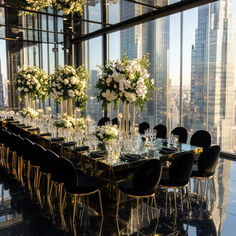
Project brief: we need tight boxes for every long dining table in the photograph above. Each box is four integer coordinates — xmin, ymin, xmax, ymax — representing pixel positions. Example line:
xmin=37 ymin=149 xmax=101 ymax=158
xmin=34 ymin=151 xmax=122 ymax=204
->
xmin=5 ymin=120 xmax=203 ymax=202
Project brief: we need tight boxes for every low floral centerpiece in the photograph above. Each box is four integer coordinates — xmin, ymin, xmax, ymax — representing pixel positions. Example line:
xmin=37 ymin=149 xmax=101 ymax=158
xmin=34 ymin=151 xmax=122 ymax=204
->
xmin=53 ymin=113 xmax=75 ymax=129
xmin=14 ymin=65 xmax=49 ymax=102
xmin=51 ymin=65 xmax=89 ymax=115
xmin=75 ymin=117 xmax=86 ymax=131
xmin=20 ymin=107 xmax=39 ymax=119
xmin=96 ymin=124 xmax=119 ymax=143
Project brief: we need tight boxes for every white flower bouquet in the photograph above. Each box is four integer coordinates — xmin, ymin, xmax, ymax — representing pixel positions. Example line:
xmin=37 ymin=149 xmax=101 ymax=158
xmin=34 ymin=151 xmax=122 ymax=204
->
xmin=14 ymin=65 xmax=49 ymax=100
xmin=16 ymin=0 xmax=86 ymax=16
xmin=53 ymin=113 xmax=75 ymax=129
xmin=52 ymin=0 xmax=86 ymax=15
xmin=75 ymin=117 xmax=86 ymax=130
xmin=96 ymin=124 xmax=119 ymax=142
xmin=96 ymin=53 xmax=154 ymax=110
xmin=20 ymin=107 xmax=39 ymax=119
xmin=51 ymin=65 xmax=89 ymax=109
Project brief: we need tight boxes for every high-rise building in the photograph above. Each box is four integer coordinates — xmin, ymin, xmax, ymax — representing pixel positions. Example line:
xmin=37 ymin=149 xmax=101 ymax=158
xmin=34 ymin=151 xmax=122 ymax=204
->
xmin=188 ymin=0 xmax=235 ymax=151
xmin=120 ymin=0 xmax=171 ymax=129
xmin=0 ymin=59 xmax=5 ymax=108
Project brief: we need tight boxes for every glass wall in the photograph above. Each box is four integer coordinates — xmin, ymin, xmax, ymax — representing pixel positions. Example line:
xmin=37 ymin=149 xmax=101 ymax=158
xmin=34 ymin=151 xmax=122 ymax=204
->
xmin=84 ymin=0 xmax=236 ymax=154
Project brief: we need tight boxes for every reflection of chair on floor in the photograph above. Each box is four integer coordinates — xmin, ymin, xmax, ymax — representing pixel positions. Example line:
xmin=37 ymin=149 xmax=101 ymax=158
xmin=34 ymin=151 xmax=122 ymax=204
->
xmin=159 ymin=153 xmax=194 ymax=216
xmin=191 ymin=145 xmax=220 ymax=201
xmin=116 ymin=159 xmax=162 ymax=226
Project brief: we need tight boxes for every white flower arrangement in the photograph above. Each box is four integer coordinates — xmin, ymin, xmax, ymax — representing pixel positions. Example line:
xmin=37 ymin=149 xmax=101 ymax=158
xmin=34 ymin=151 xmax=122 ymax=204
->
xmin=14 ymin=65 xmax=49 ymax=100
xmin=51 ymin=65 xmax=89 ymax=110
xmin=53 ymin=113 xmax=75 ymax=129
xmin=96 ymin=124 xmax=119 ymax=142
xmin=17 ymin=0 xmax=86 ymax=15
xmin=96 ymin=53 xmax=154 ymax=110
xmin=75 ymin=117 xmax=86 ymax=130
xmin=20 ymin=107 xmax=38 ymax=119
xmin=52 ymin=0 xmax=86 ymax=15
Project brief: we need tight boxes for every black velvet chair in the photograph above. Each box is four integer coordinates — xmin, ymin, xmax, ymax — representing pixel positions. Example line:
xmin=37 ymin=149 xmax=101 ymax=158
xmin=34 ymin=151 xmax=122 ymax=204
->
xmin=15 ymin=135 xmax=25 ymax=184
xmin=190 ymin=130 xmax=211 ymax=150
xmin=98 ymin=117 xmax=110 ymax=126
xmin=116 ymin=159 xmax=162 ymax=224
xmin=138 ymin=122 xmax=150 ymax=134
xmin=171 ymin=127 xmax=188 ymax=143
xmin=154 ymin=124 xmax=167 ymax=139
xmin=57 ymin=157 xmax=103 ymax=224
xmin=191 ymin=145 xmax=220 ymax=200
xmin=112 ymin=118 xmax=118 ymax=126
xmin=160 ymin=153 xmax=194 ymax=214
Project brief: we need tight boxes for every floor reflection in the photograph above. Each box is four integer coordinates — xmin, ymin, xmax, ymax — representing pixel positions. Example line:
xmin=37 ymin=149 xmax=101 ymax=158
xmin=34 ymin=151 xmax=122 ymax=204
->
xmin=0 ymin=156 xmax=235 ymax=235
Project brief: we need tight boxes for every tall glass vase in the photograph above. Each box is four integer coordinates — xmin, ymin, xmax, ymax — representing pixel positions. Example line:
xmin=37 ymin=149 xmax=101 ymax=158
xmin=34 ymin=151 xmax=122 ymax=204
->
xmin=132 ymin=103 xmax=135 ymax=133
xmin=67 ymin=98 xmax=73 ymax=117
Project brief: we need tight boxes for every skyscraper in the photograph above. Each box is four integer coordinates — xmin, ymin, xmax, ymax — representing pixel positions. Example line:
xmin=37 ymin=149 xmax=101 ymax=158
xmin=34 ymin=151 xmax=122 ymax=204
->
xmin=120 ymin=0 xmax=170 ymax=128
xmin=189 ymin=0 xmax=235 ymax=151
xmin=0 ymin=59 xmax=4 ymax=108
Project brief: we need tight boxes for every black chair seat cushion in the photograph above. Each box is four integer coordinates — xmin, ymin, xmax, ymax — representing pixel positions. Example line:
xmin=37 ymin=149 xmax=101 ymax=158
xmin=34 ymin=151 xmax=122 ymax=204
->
xmin=191 ymin=170 xmax=213 ymax=178
xmin=119 ymin=179 xmax=156 ymax=196
xmin=64 ymin=176 xmax=100 ymax=194
xmin=160 ymin=170 xmax=188 ymax=187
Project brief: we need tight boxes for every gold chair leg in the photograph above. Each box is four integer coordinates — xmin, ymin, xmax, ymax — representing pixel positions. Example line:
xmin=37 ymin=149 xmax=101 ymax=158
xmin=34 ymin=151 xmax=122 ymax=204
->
xmin=173 ymin=188 xmax=177 ymax=216
xmin=147 ymin=198 xmax=150 ymax=224
xmin=1 ymin=144 xmax=5 ymax=167
xmin=204 ymin=179 xmax=208 ymax=199
xmin=72 ymin=195 xmax=77 ymax=225
xmin=6 ymin=147 xmax=10 ymax=170
xmin=153 ymin=195 xmax=158 ymax=218
xmin=98 ymin=190 xmax=103 ymax=217
xmin=136 ymin=198 xmax=139 ymax=226
xmin=116 ymin=190 xmax=120 ymax=217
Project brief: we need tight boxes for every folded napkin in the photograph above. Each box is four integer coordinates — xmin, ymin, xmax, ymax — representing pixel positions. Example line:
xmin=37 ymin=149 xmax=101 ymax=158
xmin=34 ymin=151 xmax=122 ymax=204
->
xmin=28 ymin=128 xmax=40 ymax=132
xmin=90 ymin=150 xmax=107 ymax=158
xmin=21 ymin=125 xmax=32 ymax=129
xmin=40 ymin=133 xmax=52 ymax=137
xmin=160 ymin=147 xmax=177 ymax=154
xmin=6 ymin=118 xmax=14 ymax=121
xmin=17 ymin=124 xmax=25 ymax=127
xmin=9 ymin=121 xmax=20 ymax=124
xmin=51 ymin=137 xmax=64 ymax=142
xmin=120 ymin=154 xmax=142 ymax=162
xmin=74 ymin=146 xmax=89 ymax=152
xmin=61 ymin=141 xmax=76 ymax=147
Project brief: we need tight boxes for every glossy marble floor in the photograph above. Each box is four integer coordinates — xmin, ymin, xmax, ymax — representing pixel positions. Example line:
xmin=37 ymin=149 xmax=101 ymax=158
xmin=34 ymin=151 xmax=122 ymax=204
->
xmin=0 ymin=156 xmax=235 ymax=236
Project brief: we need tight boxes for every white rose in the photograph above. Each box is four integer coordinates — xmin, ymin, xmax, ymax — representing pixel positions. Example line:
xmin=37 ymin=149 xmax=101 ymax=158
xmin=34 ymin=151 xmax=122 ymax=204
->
xmin=70 ymin=77 xmax=77 ymax=85
xmin=68 ymin=90 xmax=74 ymax=97
xmin=24 ymin=88 xmax=28 ymax=92
xmin=29 ymin=85 xmax=33 ymax=89
xmin=17 ymin=87 xmax=22 ymax=92
xmin=129 ymin=74 xmax=135 ymax=80
xmin=64 ymin=79 xmax=69 ymax=85
xmin=18 ymin=79 xmax=21 ymax=83
xmin=106 ymin=77 xmax=112 ymax=85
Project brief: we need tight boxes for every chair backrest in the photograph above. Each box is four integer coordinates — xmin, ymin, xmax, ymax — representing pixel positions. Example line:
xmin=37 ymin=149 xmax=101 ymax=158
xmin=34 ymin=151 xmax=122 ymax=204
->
xmin=169 ymin=153 xmax=194 ymax=186
xmin=57 ymin=157 xmax=78 ymax=186
xmin=171 ymin=127 xmax=188 ymax=143
xmin=190 ymin=130 xmax=211 ymax=150
xmin=197 ymin=145 xmax=220 ymax=177
xmin=138 ymin=122 xmax=150 ymax=135
xmin=98 ymin=117 xmax=110 ymax=126
xmin=45 ymin=149 xmax=60 ymax=176
xmin=33 ymin=143 xmax=46 ymax=167
xmin=15 ymin=135 xmax=24 ymax=156
xmin=154 ymin=124 xmax=167 ymax=139
xmin=23 ymin=138 xmax=35 ymax=161
xmin=133 ymin=159 xmax=162 ymax=193
xmin=112 ymin=118 xmax=118 ymax=126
